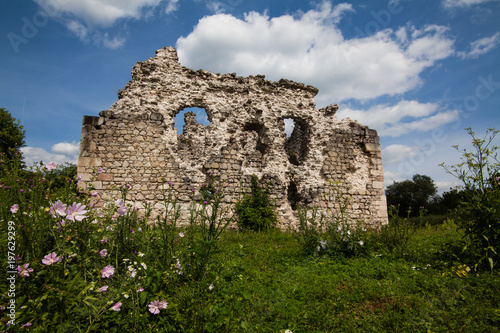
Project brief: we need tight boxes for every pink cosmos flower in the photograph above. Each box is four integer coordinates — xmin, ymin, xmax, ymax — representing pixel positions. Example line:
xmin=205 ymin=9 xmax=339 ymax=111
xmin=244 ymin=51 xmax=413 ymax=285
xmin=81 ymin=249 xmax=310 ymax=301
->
xmin=159 ymin=299 xmax=168 ymax=310
xmin=50 ymin=200 xmax=67 ymax=217
xmin=42 ymin=252 xmax=61 ymax=265
xmin=101 ymin=265 xmax=115 ymax=278
xmin=100 ymin=249 xmax=107 ymax=258
xmin=10 ymin=204 xmax=19 ymax=214
xmin=45 ymin=161 xmax=57 ymax=170
xmin=111 ymin=302 xmax=121 ymax=311
xmin=98 ymin=285 xmax=108 ymax=293
xmin=16 ymin=263 xmax=34 ymax=277
xmin=66 ymin=203 xmax=87 ymax=222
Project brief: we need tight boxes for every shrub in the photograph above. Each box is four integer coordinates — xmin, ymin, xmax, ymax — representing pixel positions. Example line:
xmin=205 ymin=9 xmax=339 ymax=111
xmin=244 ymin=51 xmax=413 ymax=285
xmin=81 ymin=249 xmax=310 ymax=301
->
xmin=440 ymin=127 xmax=499 ymax=271
xmin=235 ymin=175 xmax=278 ymax=232
xmin=376 ymin=205 xmax=425 ymax=254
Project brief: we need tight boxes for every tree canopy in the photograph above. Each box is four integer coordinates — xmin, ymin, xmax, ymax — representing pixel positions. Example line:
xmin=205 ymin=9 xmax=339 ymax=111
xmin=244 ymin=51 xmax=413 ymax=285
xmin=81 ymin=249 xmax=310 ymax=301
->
xmin=0 ymin=107 xmax=25 ymax=160
xmin=385 ymin=174 xmax=437 ymax=216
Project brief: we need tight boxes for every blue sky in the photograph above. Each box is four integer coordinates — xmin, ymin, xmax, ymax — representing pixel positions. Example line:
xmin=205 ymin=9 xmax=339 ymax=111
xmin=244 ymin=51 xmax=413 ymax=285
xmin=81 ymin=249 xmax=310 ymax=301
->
xmin=1 ymin=0 xmax=499 ymax=193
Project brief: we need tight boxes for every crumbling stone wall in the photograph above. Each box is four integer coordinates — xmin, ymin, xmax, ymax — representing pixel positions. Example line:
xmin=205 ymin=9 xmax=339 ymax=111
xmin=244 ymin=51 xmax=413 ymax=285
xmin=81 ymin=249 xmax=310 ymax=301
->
xmin=78 ymin=46 xmax=388 ymax=228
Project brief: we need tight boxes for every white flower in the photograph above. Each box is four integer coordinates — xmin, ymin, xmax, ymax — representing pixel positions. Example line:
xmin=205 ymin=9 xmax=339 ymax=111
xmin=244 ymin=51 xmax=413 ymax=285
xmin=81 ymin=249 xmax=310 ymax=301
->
xmin=138 ymin=252 xmax=145 ymax=257
xmin=359 ymin=240 xmax=364 ymax=246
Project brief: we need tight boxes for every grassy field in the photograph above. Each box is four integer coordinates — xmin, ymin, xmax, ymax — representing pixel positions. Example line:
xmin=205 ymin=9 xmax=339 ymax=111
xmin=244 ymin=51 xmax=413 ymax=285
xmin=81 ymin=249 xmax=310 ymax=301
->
xmin=169 ymin=224 xmax=500 ymax=332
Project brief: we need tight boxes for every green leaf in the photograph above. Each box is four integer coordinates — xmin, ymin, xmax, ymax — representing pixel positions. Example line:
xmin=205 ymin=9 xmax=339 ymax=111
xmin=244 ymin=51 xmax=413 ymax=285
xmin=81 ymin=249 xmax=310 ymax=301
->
xmin=242 ymin=291 xmax=252 ymax=300
xmin=489 ymin=257 xmax=494 ymax=270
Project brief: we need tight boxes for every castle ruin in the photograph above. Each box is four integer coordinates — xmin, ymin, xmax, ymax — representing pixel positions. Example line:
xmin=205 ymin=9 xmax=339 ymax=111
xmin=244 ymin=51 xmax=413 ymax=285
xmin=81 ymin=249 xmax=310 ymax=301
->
xmin=78 ymin=46 xmax=388 ymax=228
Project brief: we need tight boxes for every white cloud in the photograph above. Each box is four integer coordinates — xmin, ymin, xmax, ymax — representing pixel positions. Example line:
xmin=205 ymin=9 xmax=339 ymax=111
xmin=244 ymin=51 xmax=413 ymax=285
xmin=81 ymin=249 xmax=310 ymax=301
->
xmin=337 ymin=100 xmax=459 ymax=137
xmin=382 ymin=144 xmax=421 ymax=164
xmin=34 ymin=0 xmax=165 ymax=27
xmin=165 ymin=0 xmax=180 ymax=14
xmin=176 ymin=2 xmax=455 ymax=105
xmin=21 ymin=142 xmax=80 ymax=167
xmin=457 ymin=32 xmax=500 ymax=59
xmin=33 ymin=0 xmax=169 ymax=48
xmin=442 ymin=0 xmax=500 ymax=8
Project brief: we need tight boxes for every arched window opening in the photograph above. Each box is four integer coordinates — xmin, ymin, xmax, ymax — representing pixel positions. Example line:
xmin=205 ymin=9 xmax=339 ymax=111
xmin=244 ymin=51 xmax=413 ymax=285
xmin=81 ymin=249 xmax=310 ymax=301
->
xmin=174 ymin=107 xmax=210 ymax=135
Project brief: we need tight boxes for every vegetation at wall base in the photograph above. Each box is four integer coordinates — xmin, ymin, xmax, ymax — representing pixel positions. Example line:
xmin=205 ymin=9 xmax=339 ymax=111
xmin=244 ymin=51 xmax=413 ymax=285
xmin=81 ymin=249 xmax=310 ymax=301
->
xmin=235 ymin=174 xmax=278 ymax=232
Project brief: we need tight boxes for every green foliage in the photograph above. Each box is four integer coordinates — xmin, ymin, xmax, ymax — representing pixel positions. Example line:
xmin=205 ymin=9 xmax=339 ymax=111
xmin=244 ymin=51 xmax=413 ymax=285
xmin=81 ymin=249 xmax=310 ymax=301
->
xmin=235 ymin=175 xmax=278 ymax=232
xmin=376 ymin=205 xmax=425 ymax=255
xmin=0 ymin=108 xmax=25 ymax=162
xmin=295 ymin=182 xmax=371 ymax=258
xmin=386 ymin=174 xmax=437 ymax=216
xmin=441 ymin=127 xmax=499 ymax=271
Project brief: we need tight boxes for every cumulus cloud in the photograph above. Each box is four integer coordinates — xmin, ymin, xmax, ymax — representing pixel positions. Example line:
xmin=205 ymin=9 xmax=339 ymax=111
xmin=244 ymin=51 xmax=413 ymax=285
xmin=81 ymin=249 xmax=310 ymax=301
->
xmin=336 ymin=100 xmax=459 ymax=137
xmin=382 ymin=144 xmax=421 ymax=164
xmin=33 ymin=0 xmax=170 ymax=48
xmin=176 ymin=2 xmax=455 ymax=105
xmin=21 ymin=142 xmax=79 ymax=167
xmin=457 ymin=32 xmax=500 ymax=59
xmin=442 ymin=0 xmax=499 ymax=8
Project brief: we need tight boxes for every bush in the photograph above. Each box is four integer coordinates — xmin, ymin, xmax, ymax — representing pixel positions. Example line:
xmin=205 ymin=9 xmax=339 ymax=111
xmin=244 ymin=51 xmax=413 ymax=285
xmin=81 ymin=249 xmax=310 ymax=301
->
xmin=235 ymin=175 xmax=277 ymax=232
xmin=440 ymin=127 xmax=499 ymax=271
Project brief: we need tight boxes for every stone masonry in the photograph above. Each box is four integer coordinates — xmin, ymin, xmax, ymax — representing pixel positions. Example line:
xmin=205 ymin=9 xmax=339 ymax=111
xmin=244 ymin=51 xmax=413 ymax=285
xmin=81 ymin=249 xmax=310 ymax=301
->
xmin=78 ymin=46 xmax=388 ymax=228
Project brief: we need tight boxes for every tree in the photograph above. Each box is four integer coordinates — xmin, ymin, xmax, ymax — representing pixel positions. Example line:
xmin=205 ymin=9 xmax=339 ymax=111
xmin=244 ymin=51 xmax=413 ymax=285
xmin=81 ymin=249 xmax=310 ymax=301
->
xmin=0 ymin=108 xmax=26 ymax=161
xmin=385 ymin=174 xmax=437 ymax=216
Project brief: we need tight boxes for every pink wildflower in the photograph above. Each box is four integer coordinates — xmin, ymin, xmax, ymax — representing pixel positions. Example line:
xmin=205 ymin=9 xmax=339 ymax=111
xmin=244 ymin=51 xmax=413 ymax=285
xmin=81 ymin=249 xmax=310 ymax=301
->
xmin=159 ymin=299 xmax=168 ymax=309
xmin=50 ymin=200 xmax=67 ymax=217
xmin=45 ymin=162 xmax=57 ymax=170
xmin=100 ymin=249 xmax=108 ymax=258
xmin=179 ymin=232 xmax=184 ymax=238
xmin=16 ymin=263 xmax=34 ymax=277
xmin=101 ymin=237 xmax=108 ymax=243
xmin=137 ymin=287 xmax=144 ymax=292
xmin=101 ymin=265 xmax=115 ymax=278
xmin=66 ymin=202 xmax=87 ymax=222
xmin=148 ymin=300 xmax=162 ymax=315
xmin=111 ymin=302 xmax=122 ymax=311
xmin=116 ymin=199 xmax=127 ymax=216
xmin=10 ymin=204 xmax=19 ymax=214
xmin=98 ymin=285 xmax=108 ymax=293
xmin=42 ymin=252 xmax=61 ymax=265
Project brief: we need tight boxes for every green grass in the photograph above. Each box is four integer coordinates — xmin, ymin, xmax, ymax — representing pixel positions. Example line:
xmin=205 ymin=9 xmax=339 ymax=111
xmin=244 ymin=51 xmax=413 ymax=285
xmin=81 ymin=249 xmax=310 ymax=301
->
xmin=167 ymin=226 xmax=500 ymax=332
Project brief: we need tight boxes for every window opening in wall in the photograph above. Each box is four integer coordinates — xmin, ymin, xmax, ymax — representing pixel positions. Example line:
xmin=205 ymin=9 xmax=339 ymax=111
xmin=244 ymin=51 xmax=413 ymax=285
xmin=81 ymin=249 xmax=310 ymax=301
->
xmin=287 ymin=181 xmax=299 ymax=210
xmin=283 ymin=117 xmax=309 ymax=165
xmin=174 ymin=107 xmax=209 ymax=135
xmin=283 ymin=118 xmax=295 ymax=138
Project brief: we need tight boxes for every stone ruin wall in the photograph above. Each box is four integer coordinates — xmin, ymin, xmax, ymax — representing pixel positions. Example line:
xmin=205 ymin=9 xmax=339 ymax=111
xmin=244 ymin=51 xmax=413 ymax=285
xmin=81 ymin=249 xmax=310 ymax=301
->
xmin=78 ymin=46 xmax=388 ymax=228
